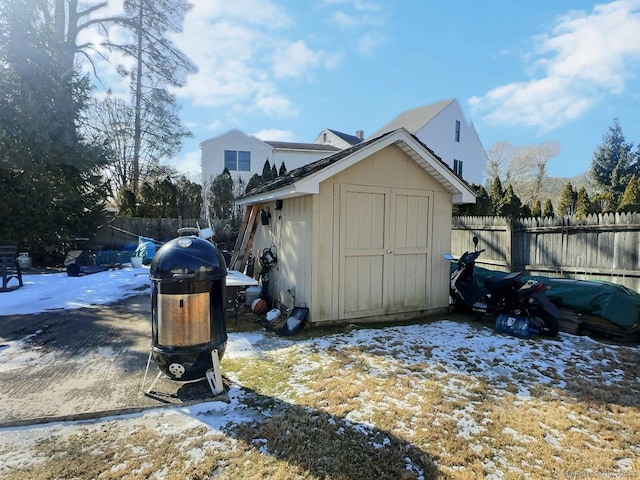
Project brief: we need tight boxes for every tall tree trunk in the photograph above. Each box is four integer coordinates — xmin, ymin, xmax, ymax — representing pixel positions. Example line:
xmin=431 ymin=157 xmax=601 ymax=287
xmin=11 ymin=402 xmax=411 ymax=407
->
xmin=132 ymin=0 xmax=144 ymax=193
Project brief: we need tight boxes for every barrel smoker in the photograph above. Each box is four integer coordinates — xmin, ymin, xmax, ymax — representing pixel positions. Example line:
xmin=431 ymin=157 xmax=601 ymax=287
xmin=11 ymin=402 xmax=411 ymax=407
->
xmin=143 ymin=229 xmax=227 ymax=395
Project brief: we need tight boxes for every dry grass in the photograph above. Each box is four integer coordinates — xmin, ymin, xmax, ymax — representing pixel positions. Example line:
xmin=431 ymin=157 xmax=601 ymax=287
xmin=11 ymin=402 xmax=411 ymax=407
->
xmin=1 ymin=320 xmax=639 ymax=479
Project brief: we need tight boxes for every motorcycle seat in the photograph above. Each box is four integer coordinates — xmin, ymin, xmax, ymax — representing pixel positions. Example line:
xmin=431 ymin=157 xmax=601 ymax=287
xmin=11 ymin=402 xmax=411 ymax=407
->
xmin=484 ymin=271 xmax=523 ymax=291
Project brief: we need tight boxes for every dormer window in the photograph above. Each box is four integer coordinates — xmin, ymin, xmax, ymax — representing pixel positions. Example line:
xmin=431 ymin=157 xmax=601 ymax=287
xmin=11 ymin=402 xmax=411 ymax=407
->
xmin=455 ymin=120 xmax=461 ymax=142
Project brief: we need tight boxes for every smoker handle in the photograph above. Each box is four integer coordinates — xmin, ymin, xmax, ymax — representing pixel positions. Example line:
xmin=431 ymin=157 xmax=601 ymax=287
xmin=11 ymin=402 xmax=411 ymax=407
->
xmin=172 ymin=273 xmax=197 ymax=279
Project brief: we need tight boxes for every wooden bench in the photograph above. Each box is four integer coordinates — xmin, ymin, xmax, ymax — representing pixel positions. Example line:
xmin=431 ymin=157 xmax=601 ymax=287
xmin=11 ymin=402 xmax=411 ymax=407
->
xmin=0 ymin=242 xmax=23 ymax=292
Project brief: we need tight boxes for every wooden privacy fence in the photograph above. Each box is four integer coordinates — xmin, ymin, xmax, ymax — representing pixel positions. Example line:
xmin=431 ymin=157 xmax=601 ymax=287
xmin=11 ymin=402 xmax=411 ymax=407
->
xmin=452 ymin=213 xmax=640 ymax=292
xmin=92 ymin=217 xmax=238 ymax=248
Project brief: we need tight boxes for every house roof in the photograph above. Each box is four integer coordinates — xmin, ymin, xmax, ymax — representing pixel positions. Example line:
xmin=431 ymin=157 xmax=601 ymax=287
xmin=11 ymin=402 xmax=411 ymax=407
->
xmin=264 ymin=141 xmax=340 ymax=152
xmin=325 ymin=129 xmax=363 ymax=146
xmin=368 ymin=98 xmax=455 ymax=138
xmin=236 ymin=128 xmax=477 ymax=205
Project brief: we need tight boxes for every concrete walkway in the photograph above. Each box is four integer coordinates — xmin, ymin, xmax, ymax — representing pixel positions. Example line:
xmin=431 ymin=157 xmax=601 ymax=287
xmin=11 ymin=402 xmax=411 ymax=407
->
xmin=0 ymin=294 xmax=220 ymax=427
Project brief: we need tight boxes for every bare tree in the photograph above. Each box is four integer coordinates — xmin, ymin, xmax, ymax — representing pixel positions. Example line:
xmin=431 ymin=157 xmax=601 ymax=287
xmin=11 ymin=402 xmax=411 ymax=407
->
xmin=511 ymin=141 xmax=560 ymax=204
xmin=33 ymin=1 xmax=196 ymax=192
xmin=485 ymin=141 xmax=516 ymax=186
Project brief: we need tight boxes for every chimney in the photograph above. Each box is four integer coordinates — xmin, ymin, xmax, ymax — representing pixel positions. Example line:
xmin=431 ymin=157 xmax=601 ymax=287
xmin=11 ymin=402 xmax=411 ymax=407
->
xmin=355 ymin=130 xmax=364 ymax=140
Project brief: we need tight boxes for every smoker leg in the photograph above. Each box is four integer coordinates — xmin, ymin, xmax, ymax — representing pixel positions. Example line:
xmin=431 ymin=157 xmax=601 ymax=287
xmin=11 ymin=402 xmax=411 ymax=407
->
xmin=206 ymin=349 xmax=224 ymax=395
xmin=142 ymin=349 xmax=162 ymax=394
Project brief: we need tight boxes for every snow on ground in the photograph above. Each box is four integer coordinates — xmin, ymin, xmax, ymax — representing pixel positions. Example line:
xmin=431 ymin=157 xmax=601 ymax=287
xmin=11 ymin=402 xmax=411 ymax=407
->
xmin=0 ymin=267 xmax=151 ymax=315
xmin=0 ymin=268 xmax=638 ymax=478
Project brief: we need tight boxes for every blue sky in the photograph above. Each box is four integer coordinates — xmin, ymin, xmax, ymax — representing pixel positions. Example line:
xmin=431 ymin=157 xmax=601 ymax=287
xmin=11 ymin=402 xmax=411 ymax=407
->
xmin=87 ymin=0 xmax=640 ymax=182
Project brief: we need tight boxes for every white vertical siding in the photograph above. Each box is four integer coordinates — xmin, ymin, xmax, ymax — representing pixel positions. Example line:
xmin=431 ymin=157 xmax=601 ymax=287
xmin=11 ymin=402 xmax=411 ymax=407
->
xmin=250 ymin=198 xmax=313 ymax=310
xmin=200 ymin=130 xmax=273 ymax=189
xmin=415 ymin=101 xmax=486 ymax=185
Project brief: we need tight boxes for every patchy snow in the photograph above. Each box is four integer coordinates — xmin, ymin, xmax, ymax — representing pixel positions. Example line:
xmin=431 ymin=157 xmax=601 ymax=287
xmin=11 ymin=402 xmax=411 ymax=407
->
xmin=0 ymin=268 xmax=639 ymax=478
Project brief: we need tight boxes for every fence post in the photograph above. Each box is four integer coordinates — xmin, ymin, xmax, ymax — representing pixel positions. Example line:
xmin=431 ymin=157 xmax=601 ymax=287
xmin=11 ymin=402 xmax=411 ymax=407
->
xmin=505 ymin=218 xmax=514 ymax=272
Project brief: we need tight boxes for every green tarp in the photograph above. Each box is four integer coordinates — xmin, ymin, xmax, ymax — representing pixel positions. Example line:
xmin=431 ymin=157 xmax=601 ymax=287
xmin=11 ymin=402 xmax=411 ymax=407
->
xmin=451 ymin=264 xmax=640 ymax=331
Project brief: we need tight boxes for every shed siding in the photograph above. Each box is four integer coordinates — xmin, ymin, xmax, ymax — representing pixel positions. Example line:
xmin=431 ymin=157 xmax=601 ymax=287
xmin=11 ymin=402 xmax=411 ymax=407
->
xmin=312 ymin=144 xmax=453 ymax=323
xmin=251 ymin=196 xmax=313 ymax=310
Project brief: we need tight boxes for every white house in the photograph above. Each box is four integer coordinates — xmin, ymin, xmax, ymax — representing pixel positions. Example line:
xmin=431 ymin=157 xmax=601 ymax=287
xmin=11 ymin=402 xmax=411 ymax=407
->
xmin=313 ymin=128 xmax=364 ymax=149
xmin=368 ymin=98 xmax=486 ymax=185
xmin=200 ymin=129 xmax=340 ymax=191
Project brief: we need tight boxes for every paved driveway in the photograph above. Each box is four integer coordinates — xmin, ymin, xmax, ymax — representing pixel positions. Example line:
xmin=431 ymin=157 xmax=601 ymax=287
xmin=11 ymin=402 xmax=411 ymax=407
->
xmin=0 ymin=294 xmax=218 ymax=427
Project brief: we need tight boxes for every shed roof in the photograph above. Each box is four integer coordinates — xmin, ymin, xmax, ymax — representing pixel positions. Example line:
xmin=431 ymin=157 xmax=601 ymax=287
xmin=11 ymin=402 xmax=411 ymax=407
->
xmin=368 ymin=98 xmax=455 ymax=138
xmin=237 ymin=128 xmax=477 ymax=205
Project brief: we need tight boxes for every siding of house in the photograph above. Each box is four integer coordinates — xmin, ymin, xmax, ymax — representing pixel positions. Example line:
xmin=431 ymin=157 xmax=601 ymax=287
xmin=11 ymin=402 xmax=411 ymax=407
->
xmin=200 ymin=130 xmax=273 ymax=188
xmin=415 ymin=101 xmax=486 ymax=185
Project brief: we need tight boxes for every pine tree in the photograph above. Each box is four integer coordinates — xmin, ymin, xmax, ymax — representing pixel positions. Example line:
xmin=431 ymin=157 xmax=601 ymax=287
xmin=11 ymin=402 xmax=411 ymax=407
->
xmin=453 ymin=184 xmax=492 ymax=216
xmin=208 ymin=168 xmax=234 ymax=219
xmin=489 ymin=177 xmax=504 ymax=215
xmin=590 ymin=119 xmax=637 ymax=201
xmin=261 ymin=160 xmax=274 ymax=182
xmin=542 ymin=199 xmax=554 ymax=218
xmin=617 ymin=175 xmax=640 ymax=213
xmin=499 ymin=185 xmax=522 ymax=218
xmin=278 ymin=161 xmax=287 ymax=176
xmin=557 ymin=182 xmax=577 ymax=216
xmin=245 ymin=174 xmax=263 ymax=194
xmin=531 ymin=199 xmax=542 ymax=218
xmin=575 ymin=187 xmax=591 ymax=220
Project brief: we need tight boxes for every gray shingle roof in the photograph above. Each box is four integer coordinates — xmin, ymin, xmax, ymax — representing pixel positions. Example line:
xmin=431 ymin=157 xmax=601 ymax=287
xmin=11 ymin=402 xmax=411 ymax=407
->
xmin=326 ymin=129 xmax=363 ymax=146
xmin=264 ymin=141 xmax=340 ymax=152
xmin=237 ymin=129 xmax=459 ymax=201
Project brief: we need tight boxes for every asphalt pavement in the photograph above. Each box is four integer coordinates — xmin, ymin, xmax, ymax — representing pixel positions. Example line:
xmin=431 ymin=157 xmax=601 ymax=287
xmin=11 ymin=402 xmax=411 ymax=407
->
xmin=0 ymin=293 xmax=223 ymax=428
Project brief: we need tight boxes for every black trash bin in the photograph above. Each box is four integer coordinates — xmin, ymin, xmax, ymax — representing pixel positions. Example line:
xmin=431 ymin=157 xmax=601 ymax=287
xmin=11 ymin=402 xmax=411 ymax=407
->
xmin=149 ymin=230 xmax=227 ymax=382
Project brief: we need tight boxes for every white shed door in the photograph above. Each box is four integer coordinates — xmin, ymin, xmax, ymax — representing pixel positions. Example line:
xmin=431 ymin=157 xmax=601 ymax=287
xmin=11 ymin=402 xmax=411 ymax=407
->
xmin=339 ymin=185 xmax=432 ymax=320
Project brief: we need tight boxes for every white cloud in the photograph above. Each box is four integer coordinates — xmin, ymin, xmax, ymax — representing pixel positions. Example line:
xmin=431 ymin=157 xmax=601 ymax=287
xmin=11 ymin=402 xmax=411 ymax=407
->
xmin=252 ymin=129 xmax=297 ymax=142
xmin=356 ymin=32 xmax=385 ymax=56
xmin=170 ymin=149 xmax=202 ymax=182
xmin=172 ymin=0 xmax=342 ymax=121
xmin=272 ymin=40 xmax=342 ymax=78
xmin=470 ymin=0 xmax=640 ymax=131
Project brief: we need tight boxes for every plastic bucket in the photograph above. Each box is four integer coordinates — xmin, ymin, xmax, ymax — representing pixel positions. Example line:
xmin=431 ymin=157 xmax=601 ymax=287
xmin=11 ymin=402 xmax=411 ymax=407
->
xmin=245 ymin=285 xmax=262 ymax=306
xmin=131 ymin=256 xmax=143 ymax=268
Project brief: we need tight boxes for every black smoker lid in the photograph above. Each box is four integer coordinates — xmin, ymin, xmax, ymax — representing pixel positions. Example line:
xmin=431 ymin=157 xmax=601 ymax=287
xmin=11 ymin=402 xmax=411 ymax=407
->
xmin=150 ymin=235 xmax=227 ymax=281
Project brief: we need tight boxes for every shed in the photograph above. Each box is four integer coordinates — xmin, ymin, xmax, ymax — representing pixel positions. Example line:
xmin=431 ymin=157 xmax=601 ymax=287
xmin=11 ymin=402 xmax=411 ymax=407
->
xmin=236 ymin=128 xmax=477 ymax=326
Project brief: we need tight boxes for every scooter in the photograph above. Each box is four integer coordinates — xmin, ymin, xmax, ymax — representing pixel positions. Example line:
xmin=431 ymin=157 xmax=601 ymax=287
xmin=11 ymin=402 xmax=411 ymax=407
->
xmin=443 ymin=237 xmax=560 ymax=338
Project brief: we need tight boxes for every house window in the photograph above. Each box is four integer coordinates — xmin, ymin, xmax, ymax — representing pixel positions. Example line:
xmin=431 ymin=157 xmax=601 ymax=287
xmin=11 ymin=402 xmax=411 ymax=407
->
xmin=455 ymin=120 xmax=461 ymax=142
xmin=453 ymin=159 xmax=463 ymax=177
xmin=224 ymin=150 xmax=251 ymax=171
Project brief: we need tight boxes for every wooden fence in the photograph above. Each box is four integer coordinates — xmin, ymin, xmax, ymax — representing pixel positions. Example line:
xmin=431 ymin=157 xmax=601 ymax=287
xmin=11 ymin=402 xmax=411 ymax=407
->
xmin=93 ymin=217 xmax=233 ymax=249
xmin=452 ymin=213 xmax=640 ymax=292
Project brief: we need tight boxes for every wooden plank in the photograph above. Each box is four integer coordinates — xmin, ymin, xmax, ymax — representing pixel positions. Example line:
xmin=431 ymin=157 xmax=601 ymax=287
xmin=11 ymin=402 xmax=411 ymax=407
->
xmin=229 ymin=207 xmax=252 ymax=269
xmin=230 ymin=205 xmax=259 ymax=272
